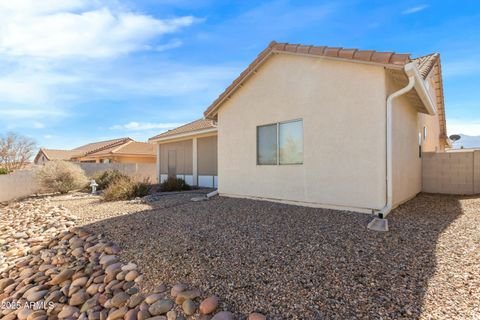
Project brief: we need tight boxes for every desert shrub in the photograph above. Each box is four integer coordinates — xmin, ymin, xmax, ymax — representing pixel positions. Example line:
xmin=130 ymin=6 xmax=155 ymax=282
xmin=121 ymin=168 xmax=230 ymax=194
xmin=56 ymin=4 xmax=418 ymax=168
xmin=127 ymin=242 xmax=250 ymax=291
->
xmin=103 ymin=176 xmax=150 ymax=201
xmin=36 ymin=161 xmax=88 ymax=194
xmin=0 ymin=168 xmax=11 ymax=174
xmin=160 ymin=177 xmax=191 ymax=192
xmin=92 ymin=169 xmax=129 ymax=190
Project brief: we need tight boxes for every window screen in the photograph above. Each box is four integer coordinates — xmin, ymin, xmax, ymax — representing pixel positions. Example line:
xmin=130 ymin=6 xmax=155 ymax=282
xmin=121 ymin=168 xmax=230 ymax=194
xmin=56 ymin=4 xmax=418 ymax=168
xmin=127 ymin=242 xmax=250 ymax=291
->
xmin=279 ymin=120 xmax=303 ymax=164
xmin=257 ymin=124 xmax=277 ymax=165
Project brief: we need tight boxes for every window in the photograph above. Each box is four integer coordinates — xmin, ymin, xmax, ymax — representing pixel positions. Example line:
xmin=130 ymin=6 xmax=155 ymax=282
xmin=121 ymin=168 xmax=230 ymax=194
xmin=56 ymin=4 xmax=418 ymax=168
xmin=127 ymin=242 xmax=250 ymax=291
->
xmin=418 ymin=132 xmax=422 ymax=158
xmin=257 ymin=124 xmax=277 ymax=165
xmin=257 ymin=119 xmax=303 ymax=165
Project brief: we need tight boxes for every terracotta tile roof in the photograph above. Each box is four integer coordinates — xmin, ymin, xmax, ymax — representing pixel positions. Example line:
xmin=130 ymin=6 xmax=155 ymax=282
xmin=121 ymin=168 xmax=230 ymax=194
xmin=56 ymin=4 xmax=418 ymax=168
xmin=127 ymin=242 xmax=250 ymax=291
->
xmin=202 ymin=40 xmax=447 ymax=147
xmin=203 ymin=41 xmax=443 ymax=119
xmin=72 ymin=137 xmax=133 ymax=156
xmin=149 ymin=119 xmax=217 ymax=141
xmin=89 ymin=141 xmax=155 ymax=156
xmin=413 ymin=53 xmax=439 ymax=79
xmin=39 ymin=149 xmax=84 ymax=161
xmin=414 ymin=53 xmax=448 ymax=142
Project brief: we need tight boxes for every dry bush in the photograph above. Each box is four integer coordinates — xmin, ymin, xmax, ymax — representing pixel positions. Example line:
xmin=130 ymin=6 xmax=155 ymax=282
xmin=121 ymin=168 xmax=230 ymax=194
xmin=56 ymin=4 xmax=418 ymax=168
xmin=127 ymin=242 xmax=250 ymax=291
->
xmin=103 ymin=176 xmax=150 ymax=201
xmin=160 ymin=177 xmax=191 ymax=192
xmin=92 ymin=169 xmax=129 ymax=190
xmin=36 ymin=161 xmax=88 ymax=194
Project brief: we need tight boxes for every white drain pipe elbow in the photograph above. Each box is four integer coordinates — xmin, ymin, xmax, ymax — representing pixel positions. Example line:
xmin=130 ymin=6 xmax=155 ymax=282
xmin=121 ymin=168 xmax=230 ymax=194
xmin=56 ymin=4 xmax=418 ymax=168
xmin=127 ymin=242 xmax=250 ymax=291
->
xmin=376 ymin=64 xmax=416 ymax=219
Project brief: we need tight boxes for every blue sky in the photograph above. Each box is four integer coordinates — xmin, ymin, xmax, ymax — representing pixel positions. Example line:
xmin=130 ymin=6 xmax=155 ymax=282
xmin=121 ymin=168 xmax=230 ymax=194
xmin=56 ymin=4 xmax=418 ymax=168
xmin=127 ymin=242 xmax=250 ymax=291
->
xmin=0 ymin=0 xmax=479 ymax=149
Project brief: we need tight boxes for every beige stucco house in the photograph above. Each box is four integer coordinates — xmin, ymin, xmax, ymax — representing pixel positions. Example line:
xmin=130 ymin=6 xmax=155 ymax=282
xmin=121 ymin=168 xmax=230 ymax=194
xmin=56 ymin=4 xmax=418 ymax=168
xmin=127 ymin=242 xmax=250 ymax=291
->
xmin=202 ymin=41 xmax=447 ymax=217
xmin=35 ymin=138 xmax=156 ymax=165
xmin=149 ymin=119 xmax=218 ymax=188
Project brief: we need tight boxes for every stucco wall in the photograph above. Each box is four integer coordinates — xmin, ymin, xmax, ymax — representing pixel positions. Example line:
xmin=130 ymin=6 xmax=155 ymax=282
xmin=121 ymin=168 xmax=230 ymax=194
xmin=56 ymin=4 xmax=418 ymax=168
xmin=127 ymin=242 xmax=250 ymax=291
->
xmin=110 ymin=156 xmax=155 ymax=164
xmin=391 ymin=93 xmax=422 ymax=207
xmin=197 ymin=135 xmax=218 ymax=176
xmin=217 ymin=54 xmax=388 ymax=212
xmin=159 ymin=140 xmax=193 ymax=175
xmin=418 ymin=112 xmax=441 ymax=152
xmin=0 ymin=169 xmax=40 ymax=203
xmin=422 ymin=150 xmax=480 ymax=194
xmin=79 ymin=163 xmax=156 ymax=183
xmin=387 ymin=64 xmax=447 ymax=208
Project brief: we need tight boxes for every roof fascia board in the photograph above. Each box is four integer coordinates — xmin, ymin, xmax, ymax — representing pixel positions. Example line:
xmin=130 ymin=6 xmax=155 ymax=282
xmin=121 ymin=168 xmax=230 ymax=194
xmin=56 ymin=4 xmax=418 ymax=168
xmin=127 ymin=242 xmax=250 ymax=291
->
xmin=149 ymin=128 xmax=218 ymax=143
xmin=404 ymin=63 xmax=437 ymax=115
xmin=275 ymin=50 xmax=406 ymax=69
xmin=205 ymin=50 xmax=405 ymax=119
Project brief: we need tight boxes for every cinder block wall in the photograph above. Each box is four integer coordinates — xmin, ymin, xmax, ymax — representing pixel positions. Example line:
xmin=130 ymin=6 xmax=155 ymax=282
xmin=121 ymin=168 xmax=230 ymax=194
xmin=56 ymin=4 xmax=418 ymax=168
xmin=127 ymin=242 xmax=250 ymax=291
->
xmin=422 ymin=151 xmax=478 ymax=195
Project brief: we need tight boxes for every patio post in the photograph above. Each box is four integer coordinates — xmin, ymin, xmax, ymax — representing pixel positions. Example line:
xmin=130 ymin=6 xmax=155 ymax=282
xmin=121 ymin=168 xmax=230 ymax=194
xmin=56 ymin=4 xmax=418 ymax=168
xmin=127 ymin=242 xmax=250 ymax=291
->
xmin=193 ymin=137 xmax=198 ymax=186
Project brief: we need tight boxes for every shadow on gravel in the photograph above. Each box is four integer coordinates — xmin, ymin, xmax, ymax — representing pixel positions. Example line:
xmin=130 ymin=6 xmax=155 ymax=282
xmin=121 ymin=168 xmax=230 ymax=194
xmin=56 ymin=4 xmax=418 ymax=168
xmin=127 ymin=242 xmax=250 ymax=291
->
xmin=81 ymin=193 xmax=465 ymax=319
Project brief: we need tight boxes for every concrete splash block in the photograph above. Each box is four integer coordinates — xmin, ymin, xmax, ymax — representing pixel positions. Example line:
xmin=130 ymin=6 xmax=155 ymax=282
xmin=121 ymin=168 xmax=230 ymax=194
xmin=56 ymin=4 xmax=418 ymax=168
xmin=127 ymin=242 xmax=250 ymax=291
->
xmin=367 ymin=218 xmax=389 ymax=232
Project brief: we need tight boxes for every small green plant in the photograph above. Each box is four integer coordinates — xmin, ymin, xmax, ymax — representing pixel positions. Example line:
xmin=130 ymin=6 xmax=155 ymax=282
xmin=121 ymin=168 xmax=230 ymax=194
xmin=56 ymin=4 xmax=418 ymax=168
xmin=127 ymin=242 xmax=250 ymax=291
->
xmin=160 ymin=177 xmax=191 ymax=192
xmin=103 ymin=176 xmax=150 ymax=201
xmin=0 ymin=168 xmax=11 ymax=174
xmin=35 ymin=161 xmax=88 ymax=194
xmin=92 ymin=169 xmax=129 ymax=190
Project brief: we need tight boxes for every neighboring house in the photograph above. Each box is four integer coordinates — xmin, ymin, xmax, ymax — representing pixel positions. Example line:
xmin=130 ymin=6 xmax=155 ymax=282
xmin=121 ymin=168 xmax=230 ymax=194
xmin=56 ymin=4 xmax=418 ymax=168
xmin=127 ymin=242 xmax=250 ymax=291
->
xmin=148 ymin=119 xmax=217 ymax=188
xmin=200 ymin=41 xmax=447 ymax=216
xmin=34 ymin=138 xmax=156 ymax=165
xmin=72 ymin=140 xmax=156 ymax=164
xmin=34 ymin=149 xmax=84 ymax=165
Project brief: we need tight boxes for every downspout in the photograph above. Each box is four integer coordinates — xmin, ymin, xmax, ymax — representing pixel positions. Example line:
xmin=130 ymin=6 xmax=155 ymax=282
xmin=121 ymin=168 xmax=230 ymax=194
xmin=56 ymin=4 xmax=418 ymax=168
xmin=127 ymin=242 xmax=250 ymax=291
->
xmin=369 ymin=63 xmax=416 ymax=230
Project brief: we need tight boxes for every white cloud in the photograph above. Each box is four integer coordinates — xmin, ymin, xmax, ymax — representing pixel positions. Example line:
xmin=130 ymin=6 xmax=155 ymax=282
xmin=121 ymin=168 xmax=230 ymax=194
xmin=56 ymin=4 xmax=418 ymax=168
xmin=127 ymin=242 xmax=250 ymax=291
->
xmin=109 ymin=122 xmax=184 ymax=131
xmin=33 ymin=122 xmax=45 ymax=129
xmin=402 ymin=5 xmax=429 ymax=15
xmin=0 ymin=0 xmax=198 ymax=59
xmin=447 ymin=118 xmax=480 ymax=136
xmin=156 ymin=39 xmax=183 ymax=52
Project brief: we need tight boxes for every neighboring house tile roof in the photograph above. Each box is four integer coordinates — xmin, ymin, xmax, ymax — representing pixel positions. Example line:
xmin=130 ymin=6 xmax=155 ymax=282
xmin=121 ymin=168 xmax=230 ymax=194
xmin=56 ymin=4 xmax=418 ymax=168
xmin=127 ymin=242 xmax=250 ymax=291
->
xmin=88 ymin=141 xmax=155 ymax=156
xmin=202 ymin=41 xmax=447 ymax=146
xmin=73 ymin=137 xmax=133 ymax=156
xmin=38 ymin=149 xmax=84 ymax=161
xmin=35 ymin=137 xmax=152 ymax=163
xmin=149 ymin=119 xmax=217 ymax=141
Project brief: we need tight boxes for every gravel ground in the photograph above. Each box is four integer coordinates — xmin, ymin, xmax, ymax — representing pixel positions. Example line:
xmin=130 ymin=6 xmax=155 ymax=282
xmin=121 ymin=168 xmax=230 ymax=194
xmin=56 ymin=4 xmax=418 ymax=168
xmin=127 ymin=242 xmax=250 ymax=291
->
xmin=56 ymin=193 xmax=480 ymax=319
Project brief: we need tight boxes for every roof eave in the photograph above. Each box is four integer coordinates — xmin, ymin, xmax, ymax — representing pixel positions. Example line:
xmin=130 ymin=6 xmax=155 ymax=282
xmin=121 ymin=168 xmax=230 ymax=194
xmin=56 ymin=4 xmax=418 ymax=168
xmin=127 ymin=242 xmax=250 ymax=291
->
xmin=149 ymin=127 xmax=218 ymax=143
xmin=405 ymin=63 xmax=437 ymax=115
xmin=204 ymin=48 xmax=407 ymax=119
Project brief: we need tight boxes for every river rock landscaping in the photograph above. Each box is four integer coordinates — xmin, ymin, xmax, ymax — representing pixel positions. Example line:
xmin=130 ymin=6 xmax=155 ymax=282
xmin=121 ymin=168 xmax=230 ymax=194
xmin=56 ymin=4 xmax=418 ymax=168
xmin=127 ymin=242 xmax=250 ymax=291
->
xmin=1 ymin=192 xmax=479 ymax=319
xmin=0 ymin=197 xmax=244 ymax=320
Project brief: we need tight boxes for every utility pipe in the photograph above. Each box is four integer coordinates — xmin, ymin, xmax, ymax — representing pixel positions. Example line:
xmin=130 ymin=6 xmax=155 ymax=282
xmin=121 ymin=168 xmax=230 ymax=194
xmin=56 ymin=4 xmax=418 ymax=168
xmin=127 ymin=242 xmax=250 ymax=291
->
xmin=376 ymin=64 xmax=416 ymax=219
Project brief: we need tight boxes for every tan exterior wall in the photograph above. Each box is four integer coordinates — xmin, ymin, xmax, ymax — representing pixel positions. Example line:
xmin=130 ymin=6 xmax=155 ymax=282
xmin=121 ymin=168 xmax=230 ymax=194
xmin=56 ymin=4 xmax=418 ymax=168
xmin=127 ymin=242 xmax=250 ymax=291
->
xmin=110 ymin=156 xmax=155 ymax=164
xmin=0 ymin=169 xmax=40 ymax=203
xmin=197 ymin=135 xmax=218 ymax=176
xmin=422 ymin=150 xmax=479 ymax=194
xmin=217 ymin=54 xmax=388 ymax=212
xmin=76 ymin=155 xmax=154 ymax=164
xmin=388 ymin=67 xmax=446 ymax=207
xmin=159 ymin=140 xmax=193 ymax=175
xmin=79 ymin=163 xmax=156 ymax=183
xmin=418 ymin=112 xmax=442 ymax=152
xmin=476 ymin=150 xmax=480 ymax=194
xmin=388 ymin=78 xmax=423 ymax=207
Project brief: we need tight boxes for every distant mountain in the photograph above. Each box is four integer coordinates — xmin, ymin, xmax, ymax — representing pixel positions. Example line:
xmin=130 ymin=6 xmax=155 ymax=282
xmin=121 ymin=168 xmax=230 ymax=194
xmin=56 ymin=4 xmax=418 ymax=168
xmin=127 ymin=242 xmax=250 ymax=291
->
xmin=451 ymin=134 xmax=480 ymax=149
